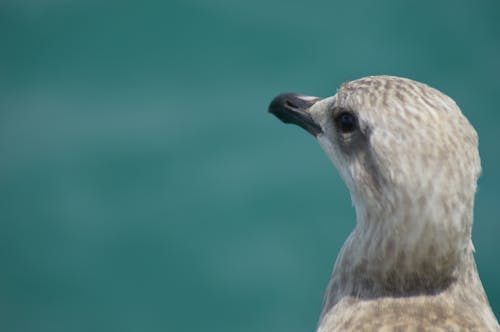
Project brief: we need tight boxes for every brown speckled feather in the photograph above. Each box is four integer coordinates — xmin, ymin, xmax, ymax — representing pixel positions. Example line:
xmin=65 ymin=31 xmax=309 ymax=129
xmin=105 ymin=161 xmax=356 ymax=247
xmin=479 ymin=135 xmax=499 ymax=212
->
xmin=269 ymin=76 xmax=500 ymax=331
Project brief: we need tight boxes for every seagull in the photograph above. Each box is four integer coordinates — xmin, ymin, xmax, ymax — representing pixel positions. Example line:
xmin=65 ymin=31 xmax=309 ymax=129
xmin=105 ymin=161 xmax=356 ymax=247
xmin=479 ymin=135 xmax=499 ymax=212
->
xmin=269 ymin=76 xmax=499 ymax=331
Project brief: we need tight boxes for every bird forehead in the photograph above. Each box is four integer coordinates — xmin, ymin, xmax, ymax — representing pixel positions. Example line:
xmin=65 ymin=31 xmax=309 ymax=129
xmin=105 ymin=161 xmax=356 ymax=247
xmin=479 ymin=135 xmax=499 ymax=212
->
xmin=335 ymin=76 xmax=466 ymax=132
xmin=338 ymin=76 xmax=445 ymax=111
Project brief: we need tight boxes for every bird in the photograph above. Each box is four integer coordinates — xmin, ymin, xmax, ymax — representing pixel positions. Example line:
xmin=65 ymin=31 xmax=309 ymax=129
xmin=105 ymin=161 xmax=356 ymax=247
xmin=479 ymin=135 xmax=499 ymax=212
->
xmin=268 ymin=76 xmax=500 ymax=331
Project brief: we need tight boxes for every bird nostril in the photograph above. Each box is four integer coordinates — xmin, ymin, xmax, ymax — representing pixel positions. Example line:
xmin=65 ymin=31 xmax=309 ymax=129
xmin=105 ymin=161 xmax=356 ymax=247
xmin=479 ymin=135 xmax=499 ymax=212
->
xmin=285 ymin=100 xmax=298 ymax=109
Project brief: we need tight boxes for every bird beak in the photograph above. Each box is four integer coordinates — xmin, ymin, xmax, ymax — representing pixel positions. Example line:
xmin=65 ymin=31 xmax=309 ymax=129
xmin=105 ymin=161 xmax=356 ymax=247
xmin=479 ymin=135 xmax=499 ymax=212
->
xmin=268 ymin=93 xmax=322 ymax=136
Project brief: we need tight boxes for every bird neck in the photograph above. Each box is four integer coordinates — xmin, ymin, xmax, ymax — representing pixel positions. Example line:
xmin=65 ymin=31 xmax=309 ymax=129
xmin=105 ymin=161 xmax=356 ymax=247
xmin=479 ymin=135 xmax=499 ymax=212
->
xmin=317 ymin=173 xmax=490 ymax=323
xmin=353 ymin=198 xmax=472 ymax=288
xmin=318 ymin=193 xmax=498 ymax=331
xmin=323 ymin=197 xmax=477 ymax=304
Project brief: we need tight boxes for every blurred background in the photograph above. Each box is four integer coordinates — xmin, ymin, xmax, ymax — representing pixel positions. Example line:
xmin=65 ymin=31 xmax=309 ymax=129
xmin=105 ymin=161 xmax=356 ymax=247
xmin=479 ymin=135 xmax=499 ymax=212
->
xmin=1 ymin=0 xmax=499 ymax=331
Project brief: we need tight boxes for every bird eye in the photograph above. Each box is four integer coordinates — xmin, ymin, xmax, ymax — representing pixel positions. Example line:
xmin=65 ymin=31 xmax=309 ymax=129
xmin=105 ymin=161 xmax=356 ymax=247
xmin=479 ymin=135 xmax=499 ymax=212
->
xmin=335 ymin=112 xmax=357 ymax=133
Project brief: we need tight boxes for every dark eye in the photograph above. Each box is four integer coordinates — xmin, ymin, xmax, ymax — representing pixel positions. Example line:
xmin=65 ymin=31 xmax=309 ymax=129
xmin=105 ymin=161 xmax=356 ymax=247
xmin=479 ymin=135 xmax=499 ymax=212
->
xmin=335 ymin=112 xmax=357 ymax=133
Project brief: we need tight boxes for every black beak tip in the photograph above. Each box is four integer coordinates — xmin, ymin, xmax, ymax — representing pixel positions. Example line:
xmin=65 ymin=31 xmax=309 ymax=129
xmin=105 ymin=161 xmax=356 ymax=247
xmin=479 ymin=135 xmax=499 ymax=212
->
xmin=268 ymin=93 xmax=322 ymax=136
xmin=268 ymin=93 xmax=307 ymax=117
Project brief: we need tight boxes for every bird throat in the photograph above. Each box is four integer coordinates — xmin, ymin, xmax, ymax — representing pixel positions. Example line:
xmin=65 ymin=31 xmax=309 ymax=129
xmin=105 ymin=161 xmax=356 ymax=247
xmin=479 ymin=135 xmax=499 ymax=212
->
xmin=319 ymin=212 xmax=475 ymax=322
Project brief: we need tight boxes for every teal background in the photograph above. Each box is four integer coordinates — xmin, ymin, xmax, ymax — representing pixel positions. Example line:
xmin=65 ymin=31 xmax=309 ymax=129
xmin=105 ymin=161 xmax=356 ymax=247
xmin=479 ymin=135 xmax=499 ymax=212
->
xmin=1 ymin=1 xmax=499 ymax=331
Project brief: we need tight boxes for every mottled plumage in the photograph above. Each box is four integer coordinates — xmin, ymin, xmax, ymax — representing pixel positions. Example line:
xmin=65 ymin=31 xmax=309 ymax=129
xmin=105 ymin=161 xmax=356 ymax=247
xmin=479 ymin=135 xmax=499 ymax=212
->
xmin=269 ymin=76 xmax=499 ymax=331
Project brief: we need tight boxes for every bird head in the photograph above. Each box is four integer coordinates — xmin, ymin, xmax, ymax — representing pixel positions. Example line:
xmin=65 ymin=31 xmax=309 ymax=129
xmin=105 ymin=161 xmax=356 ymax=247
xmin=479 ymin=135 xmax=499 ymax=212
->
xmin=269 ymin=76 xmax=480 ymax=271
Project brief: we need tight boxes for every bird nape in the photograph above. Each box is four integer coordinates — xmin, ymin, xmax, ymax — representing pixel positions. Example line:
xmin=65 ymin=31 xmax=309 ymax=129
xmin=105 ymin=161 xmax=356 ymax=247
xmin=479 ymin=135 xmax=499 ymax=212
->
xmin=269 ymin=76 xmax=500 ymax=331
